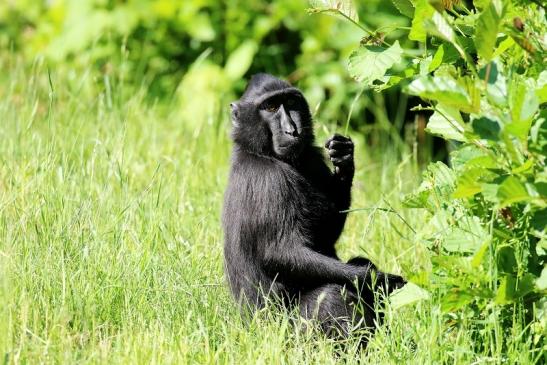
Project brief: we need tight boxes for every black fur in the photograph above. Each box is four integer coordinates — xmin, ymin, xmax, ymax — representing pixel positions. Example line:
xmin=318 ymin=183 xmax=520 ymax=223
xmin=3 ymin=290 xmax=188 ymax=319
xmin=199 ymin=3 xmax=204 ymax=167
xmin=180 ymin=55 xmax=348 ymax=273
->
xmin=223 ymin=73 xmax=405 ymax=339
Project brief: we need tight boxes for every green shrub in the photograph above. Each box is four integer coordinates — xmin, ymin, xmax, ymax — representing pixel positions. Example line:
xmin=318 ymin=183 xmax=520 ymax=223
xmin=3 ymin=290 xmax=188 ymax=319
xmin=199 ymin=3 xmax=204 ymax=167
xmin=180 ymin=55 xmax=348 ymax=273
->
xmin=311 ymin=0 xmax=546 ymax=358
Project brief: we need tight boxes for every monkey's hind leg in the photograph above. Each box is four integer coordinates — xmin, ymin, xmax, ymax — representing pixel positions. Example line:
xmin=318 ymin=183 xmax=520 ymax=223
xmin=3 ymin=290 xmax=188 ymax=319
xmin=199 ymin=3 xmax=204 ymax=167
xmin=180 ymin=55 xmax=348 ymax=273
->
xmin=299 ymin=284 xmax=375 ymax=340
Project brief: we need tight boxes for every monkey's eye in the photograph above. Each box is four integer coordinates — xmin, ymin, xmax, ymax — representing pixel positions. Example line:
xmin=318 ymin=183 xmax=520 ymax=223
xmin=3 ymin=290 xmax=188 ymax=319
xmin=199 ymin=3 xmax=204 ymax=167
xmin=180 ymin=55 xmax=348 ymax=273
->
xmin=263 ymin=101 xmax=279 ymax=113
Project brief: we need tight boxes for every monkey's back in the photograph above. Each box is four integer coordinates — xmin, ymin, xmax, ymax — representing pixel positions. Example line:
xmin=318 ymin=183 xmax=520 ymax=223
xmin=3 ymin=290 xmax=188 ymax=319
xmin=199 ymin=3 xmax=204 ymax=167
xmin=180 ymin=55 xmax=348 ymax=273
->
xmin=222 ymin=148 xmax=340 ymax=308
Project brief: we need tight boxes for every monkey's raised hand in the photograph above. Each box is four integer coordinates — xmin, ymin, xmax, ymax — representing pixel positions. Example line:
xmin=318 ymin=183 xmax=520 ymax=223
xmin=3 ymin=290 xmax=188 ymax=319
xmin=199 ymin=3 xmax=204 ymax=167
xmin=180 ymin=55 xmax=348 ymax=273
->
xmin=325 ymin=134 xmax=354 ymax=180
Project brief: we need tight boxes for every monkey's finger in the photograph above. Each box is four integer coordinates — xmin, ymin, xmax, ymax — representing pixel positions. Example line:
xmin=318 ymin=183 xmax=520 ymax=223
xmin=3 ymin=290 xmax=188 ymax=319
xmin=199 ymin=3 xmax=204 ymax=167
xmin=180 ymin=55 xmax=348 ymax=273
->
xmin=325 ymin=134 xmax=351 ymax=148
xmin=330 ymin=155 xmax=353 ymax=166
xmin=328 ymin=148 xmax=351 ymax=158
xmin=327 ymin=140 xmax=353 ymax=150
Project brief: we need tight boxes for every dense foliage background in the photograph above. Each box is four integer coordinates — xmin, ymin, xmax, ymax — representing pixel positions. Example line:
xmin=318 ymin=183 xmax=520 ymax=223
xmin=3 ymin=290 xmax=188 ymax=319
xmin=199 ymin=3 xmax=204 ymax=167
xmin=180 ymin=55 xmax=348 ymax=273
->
xmin=1 ymin=0 xmax=426 ymax=154
xmin=0 ymin=0 xmax=545 ymax=363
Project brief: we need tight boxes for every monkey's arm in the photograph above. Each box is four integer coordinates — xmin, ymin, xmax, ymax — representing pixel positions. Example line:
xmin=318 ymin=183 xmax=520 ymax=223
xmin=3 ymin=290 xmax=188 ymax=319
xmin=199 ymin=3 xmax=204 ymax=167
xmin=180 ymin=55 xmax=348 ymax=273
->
xmin=263 ymin=240 xmax=377 ymax=293
xmin=325 ymin=134 xmax=355 ymax=181
xmin=325 ymin=134 xmax=354 ymax=207
xmin=324 ymin=134 xmax=354 ymax=238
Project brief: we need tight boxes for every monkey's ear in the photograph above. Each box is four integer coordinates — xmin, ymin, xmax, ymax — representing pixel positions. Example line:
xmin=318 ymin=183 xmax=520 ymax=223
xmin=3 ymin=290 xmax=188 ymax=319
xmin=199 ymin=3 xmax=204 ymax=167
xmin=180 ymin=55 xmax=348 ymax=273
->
xmin=230 ymin=102 xmax=239 ymax=126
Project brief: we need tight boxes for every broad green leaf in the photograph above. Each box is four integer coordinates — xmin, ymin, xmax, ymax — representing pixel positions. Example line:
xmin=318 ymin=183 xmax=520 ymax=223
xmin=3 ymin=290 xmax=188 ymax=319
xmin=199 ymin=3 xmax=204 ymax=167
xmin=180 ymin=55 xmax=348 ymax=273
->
xmin=496 ymin=245 xmax=517 ymax=274
xmin=390 ymin=283 xmax=430 ymax=309
xmin=507 ymin=79 xmax=539 ymax=140
xmin=402 ymin=189 xmax=430 ymax=209
xmin=391 ymin=0 xmax=415 ymax=18
xmin=348 ymin=41 xmax=403 ymax=85
xmin=406 ymin=76 xmax=472 ymax=111
xmin=443 ymin=216 xmax=488 ymax=253
xmin=224 ymin=40 xmax=258 ymax=81
xmin=429 ymin=45 xmax=444 ymax=72
xmin=474 ymin=0 xmax=503 ymax=61
xmin=531 ymin=209 xmax=547 ymax=232
xmin=496 ymin=274 xmax=536 ymax=304
xmin=429 ymin=161 xmax=457 ymax=189
xmin=424 ymin=11 xmax=469 ymax=60
xmin=497 ymin=176 xmax=530 ymax=207
xmin=472 ymin=116 xmax=501 ymax=140
xmin=492 ymin=36 xmax=515 ymax=58
xmin=481 ymin=183 xmax=500 ymax=203
xmin=450 ymin=145 xmax=487 ymax=170
xmin=402 ymin=162 xmax=456 ymax=211
xmin=426 ymin=109 xmax=466 ymax=141
xmin=419 ymin=56 xmax=433 ymax=76
xmin=441 ymin=289 xmax=474 ymax=312
xmin=452 ymin=168 xmax=493 ymax=198
xmin=409 ymin=0 xmax=434 ymax=42
xmin=426 ymin=11 xmax=456 ymax=43
xmin=309 ymin=0 xmax=359 ymax=22
xmin=444 ymin=228 xmax=481 ymax=253
xmin=536 ymin=70 xmax=547 ymax=104
xmin=479 ymin=62 xmax=508 ymax=107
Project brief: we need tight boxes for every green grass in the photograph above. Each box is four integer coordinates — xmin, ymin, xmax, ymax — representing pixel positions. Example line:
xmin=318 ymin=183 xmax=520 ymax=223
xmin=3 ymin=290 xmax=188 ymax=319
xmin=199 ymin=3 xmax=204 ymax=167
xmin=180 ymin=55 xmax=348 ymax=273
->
xmin=0 ymin=58 xmax=539 ymax=364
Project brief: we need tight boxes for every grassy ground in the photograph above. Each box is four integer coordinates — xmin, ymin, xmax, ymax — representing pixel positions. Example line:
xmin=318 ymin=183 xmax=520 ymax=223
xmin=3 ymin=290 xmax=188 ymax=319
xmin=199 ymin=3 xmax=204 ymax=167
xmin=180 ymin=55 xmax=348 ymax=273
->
xmin=0 ymin=59 xmax=539 ymax=364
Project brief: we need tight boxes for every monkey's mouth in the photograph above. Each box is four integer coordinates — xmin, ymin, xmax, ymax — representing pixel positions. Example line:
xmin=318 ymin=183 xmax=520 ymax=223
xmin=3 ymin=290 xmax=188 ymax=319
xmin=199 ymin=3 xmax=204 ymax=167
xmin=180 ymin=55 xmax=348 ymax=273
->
xmin=274 ymin=139 xmax=303 ymax=157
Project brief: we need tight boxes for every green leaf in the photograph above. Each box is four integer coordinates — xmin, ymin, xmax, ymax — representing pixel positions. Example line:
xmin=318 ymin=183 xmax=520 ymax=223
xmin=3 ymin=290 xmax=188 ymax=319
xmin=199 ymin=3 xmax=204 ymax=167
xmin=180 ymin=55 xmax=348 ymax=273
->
xmin=426 ymin=109 xmax=466 ymax=141
xmin=474 ymin=0 xmax=503 ymax=61
xmin=402 ymin=162 xmax=456 ymax=211
xmin=537 ymin=267 xmax=547 ymax=291
xmin=497 ymin=176 xmax=530 ymax=207
xmin=391 ymin=0 xmax=415 ymax=18
xmin=472 ymin=116 xmax=501 ymax=140
xmin=443 ymin=228 xmax=481 ymax=253
xmin=425 ymin=11 xmax=456 ymax=43
xmin=406 ymin=76 xmax=472 ymax=111
xmin=309 ymin=0 xmax=359 ymax=22
xmin=443 ymin=216 xmax=488 ymax=253
xmin=472 ymin=241 xmax=490 ymax=267
xmin=492 ymin=36 xmax=515 ymax=58
xmin=441 ymin=289 xmax=475 ymax=312
xmin=453 ymin=168 xmax=487 ymax=198
xmin=224 ymin=40 xmax=258 ymax=81
xmin=531 ymin=209 xmax=547 ymax=232
xmin=496 ymin=245 xmax=517 ymax=274
xmin=348 ymin=41 xmax=403 ymax=85
xmin=450 ymin=145 xmax=489 ymax=170
xmin=535 ymin=70 xmax=547 ymax=104
xmin=507 ymin=79 xmax=539 ymax=140
xmin=409 ymin=0 xmax=434 ymax=42
xmin=496 ymin=274 xmax=537 ymax=304
xmin=429 ymin=45 xmax=444 ymax=72
xmin=390 ymin=283 xmax=430 ymax=309
xmin=402 ymin=189 xmax=430 ymax=209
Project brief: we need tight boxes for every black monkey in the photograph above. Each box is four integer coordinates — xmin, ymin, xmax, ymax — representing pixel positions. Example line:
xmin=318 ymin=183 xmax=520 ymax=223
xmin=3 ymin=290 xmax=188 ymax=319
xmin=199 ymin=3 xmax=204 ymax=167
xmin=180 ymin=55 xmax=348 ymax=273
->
xmin=223 ymin=73 xmax=405 ymax=338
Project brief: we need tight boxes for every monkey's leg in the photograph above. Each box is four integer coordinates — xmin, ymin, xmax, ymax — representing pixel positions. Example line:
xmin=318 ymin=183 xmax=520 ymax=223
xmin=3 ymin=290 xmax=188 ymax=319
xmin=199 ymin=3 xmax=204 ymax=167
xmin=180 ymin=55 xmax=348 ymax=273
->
xmin=299 ymin=284 xmax=375 ymax=339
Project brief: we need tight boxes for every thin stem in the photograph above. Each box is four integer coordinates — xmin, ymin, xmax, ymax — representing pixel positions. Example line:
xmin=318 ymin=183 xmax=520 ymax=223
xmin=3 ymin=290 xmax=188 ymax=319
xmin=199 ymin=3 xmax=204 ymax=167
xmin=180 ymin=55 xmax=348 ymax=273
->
xmin=342 ymin=204 xmax=417 ymax=234
xmin=336 ymin=11 xmax=373 ymax=36
xmin=344 ymin=86 xmax=365 ymax=135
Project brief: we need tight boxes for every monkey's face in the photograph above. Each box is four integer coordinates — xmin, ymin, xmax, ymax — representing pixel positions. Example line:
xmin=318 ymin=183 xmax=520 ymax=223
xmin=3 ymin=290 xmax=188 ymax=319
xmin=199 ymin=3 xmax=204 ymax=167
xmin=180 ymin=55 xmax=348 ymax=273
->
xmin=231 ymin=74 xmax=313 ymax=159
xmin=258 ymin=90 xmax=310 ymax=158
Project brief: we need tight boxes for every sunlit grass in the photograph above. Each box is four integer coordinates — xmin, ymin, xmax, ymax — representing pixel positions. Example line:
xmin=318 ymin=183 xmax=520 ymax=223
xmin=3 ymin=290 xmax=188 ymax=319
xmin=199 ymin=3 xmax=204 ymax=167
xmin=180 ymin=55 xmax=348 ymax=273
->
xmin=0 ymin=58 xmax=539 ymax=364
